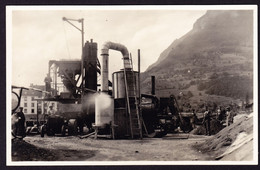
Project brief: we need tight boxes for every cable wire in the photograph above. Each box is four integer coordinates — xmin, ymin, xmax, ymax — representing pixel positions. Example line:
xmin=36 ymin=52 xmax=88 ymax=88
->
xmin=62 ymin=21 xmax=71 ymax=59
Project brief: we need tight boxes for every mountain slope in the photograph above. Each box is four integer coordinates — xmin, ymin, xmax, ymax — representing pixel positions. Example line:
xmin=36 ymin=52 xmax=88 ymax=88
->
xmin=141 ymin=10 xmax=254 ymax=108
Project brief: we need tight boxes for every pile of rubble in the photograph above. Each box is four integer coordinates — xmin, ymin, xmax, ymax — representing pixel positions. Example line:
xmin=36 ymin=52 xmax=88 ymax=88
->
xmin=195 ymin=112 xmax=254 ymax=161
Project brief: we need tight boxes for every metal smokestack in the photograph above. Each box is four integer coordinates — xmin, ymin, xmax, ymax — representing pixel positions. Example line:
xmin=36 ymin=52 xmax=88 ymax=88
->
xmin=151 ymin=76 xmax=155 ymax=95
xmin=101 ymin=41 xmax=131 ymax=92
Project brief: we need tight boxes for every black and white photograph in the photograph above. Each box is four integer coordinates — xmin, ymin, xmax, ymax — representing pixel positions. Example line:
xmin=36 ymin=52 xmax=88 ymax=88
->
xmin=6 ymin=5 xmax=258 ymax=165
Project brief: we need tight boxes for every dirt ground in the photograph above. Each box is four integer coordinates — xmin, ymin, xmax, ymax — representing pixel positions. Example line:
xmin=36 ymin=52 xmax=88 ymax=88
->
xmin=11 ymin=112 xmax=255 ymax=163
xmin=12 ymin=134 xmax=213 ymax=162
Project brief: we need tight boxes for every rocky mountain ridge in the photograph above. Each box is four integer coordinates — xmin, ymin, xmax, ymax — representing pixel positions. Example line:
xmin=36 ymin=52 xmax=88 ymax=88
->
xmin=141 ymin=10 xmax=254 ymax=109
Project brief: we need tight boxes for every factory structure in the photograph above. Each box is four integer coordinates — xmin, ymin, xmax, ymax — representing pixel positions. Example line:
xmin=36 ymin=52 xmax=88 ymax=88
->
xmin=40 ymin=39 xmax=145 ymax=138
xmin=30 ymin=35 xmax=199 ymax=139
xmin=11 ymin=17 xmax=230 ymax=140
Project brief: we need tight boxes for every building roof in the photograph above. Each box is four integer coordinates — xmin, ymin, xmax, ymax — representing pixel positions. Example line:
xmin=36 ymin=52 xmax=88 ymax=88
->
xmin=22 ymin=84 xmax=45 ymax=97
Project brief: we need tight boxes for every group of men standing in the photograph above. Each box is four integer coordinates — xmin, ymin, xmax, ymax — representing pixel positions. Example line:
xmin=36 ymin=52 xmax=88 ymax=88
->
xmin=202 ymin=105 xmax=234 ymax=136
xmin=166 ymin=95 xmax=235 ymax=136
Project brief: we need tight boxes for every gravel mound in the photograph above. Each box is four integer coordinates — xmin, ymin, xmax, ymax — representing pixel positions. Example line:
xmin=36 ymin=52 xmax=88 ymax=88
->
xmin=194 ymin=112 xmax=253 ymax=161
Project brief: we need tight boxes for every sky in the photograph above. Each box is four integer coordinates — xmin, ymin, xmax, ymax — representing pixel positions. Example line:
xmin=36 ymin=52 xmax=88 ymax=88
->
xmin=8 ymin=6 xmax=207 ymax=87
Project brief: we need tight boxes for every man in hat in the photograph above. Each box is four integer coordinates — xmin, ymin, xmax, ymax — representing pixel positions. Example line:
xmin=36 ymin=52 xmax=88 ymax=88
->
xmin=226 ymin=107 xmax=233 ymax=126
xmin=15 ymin=107 xmax=26 ymax=138
xmin=203 ymin=106 xmax=211 ymax=136
xmin=168 ymin=95 xmax=178 ymax=116
xmin=168 ymin=95 xmax=180 ymax=130
xmin=47 ymin=105 xmax=55 ymax=116
xmin=44 ymin=73 xmax=52 ymax=92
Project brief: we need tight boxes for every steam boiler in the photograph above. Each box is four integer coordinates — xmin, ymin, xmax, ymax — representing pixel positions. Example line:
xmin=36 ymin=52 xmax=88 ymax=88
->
xmin=112 ymin=70 xmax=140 ymax=138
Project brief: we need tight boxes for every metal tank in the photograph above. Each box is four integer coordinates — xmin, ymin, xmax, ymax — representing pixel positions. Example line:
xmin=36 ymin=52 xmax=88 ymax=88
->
xmin=112 ymin=70 xmax=139 ymax=99
xmin=112 ymin=69 xmax=139 ymax=138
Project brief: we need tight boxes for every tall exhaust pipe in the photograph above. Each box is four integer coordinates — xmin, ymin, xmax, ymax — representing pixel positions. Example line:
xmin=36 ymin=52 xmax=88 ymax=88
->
xmin=151 ymin=76 xmax=155 ymax=95
xmin=101 ymin=41 xmax=131 ymax=92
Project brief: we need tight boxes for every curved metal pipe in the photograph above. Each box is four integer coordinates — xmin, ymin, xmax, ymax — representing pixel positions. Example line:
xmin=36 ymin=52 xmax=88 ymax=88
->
xmin=101 ymin=41 xmax=131 ymax=92
xmin=101 ymin=41 xmax=129 ymax=57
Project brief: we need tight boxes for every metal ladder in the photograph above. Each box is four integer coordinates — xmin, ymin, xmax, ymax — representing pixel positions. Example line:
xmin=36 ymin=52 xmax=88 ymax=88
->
xmin=123 ymin=54 xmax=142 ymax=139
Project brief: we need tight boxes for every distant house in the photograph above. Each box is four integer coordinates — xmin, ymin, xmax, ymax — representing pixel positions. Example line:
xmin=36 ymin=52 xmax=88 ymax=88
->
xmin=20 ymin=84 xmax=57 ymax=114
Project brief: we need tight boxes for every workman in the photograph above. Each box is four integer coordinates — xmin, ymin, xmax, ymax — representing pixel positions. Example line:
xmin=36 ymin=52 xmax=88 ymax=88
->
xmin=44 ymin=73 xmax=52 ymax=92
xmin=203 ymin=106 xmax=211 ymax=136
xmin=226 ymin=107 xmax=233 ymax=126
xmin=47 ymin=105 xmax=55 ymax=116
xmin=168 ymin=95 xmax=180 ymax=129
xmin=216 ymin=107 xmax=221 ymax=119
xmin=168 ymin=95 xmax=178 ymax=116
xmin=15 ymin=107 xmax=26 ymax=139
xmin=190 ymin=109 xmax=196 ymax=129
xmin=218 ymin=106 xmax=226 ymax=123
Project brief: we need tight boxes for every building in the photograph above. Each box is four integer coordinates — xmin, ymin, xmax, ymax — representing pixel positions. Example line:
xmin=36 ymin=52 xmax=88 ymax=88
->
xmin=20 ymin=84 xmax=57 ymax=115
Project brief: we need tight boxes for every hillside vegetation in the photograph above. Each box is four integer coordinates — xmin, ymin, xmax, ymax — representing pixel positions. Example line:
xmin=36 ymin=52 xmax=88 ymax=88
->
xmin=141 ymin=10 xmax=254 ymax=108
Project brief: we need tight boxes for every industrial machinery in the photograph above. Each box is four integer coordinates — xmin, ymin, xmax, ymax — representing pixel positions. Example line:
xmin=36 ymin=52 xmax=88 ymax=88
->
xmin=40 ymin=39 xmax=99 ymax=137
xmin=41 ymin=40 xmax=144 ymax=138
xmin=36 ymin=16 xmax=194 ymax=138
xmin=40 ymin=36 xmax=194 ymax=139
xmin=139 ymin=89 xmax=193 ymax=138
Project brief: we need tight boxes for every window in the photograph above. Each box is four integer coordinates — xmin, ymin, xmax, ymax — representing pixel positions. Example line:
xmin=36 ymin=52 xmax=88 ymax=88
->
xmin=24 ymin=97 xmax=27 ymax=101
xmin=24 ymin=109 xmax=27 ymax=113
xmin=24 ymin=103 xmax=27 ymax=107
xmin=31 ymin=97 xmax=34 ymax=100
xmin=31 ymin=109 xmax=34 ymax=113
xmin=31 ymin=103 xmax=34 ymax=107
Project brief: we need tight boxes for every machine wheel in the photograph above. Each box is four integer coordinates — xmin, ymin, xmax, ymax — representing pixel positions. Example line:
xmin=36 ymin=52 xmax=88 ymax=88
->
xmin=26 ymin=127 xmax=31 ymax=135
xmin=40 ymin=125 xmax=45 ymax=137
xmin=180 ymin=117 xmax=192 ymax=133
xmin=145 ymin=127 xmax=157 ymax=138
xmin=61 ymin=125 xmax=66 ymax=136
xmin=47 ymin=127 xmax=54 ymax=136
xmin=146 ymin=132 xmax=156 ymax=138
xmin=68 ymin=119 xmax=78 ymax=136
xmin=11 ymin=131 xmax=17 ymax=139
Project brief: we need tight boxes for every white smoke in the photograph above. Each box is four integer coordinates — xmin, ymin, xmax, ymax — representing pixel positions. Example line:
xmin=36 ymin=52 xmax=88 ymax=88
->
xmin=81 ymin=92 xmax=114 ymax=126
xmin=94 ymin=92 xmax=114 ymax=126
xmin=82 ymin=92 xmax=113 ymax=110
xmin=95 ymin=93 xmax=113 ymax=110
